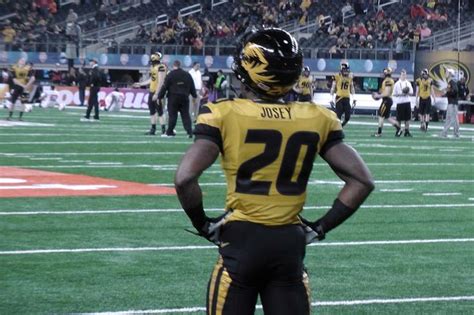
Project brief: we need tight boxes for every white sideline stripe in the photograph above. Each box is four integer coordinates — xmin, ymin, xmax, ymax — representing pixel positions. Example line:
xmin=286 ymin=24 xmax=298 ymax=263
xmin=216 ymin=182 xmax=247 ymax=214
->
xmin=380 ymin=189 xmax=413 ymax=192
xmin=2 ymin=239 xmax=474 ymax=255
xmin=79 ymin=296 xmax=474 ymax=314
xmin=2 ymin=152 xmax=473 ymax=158
xmin=0 ymin=203 xmax=473 ymax=216
xmin=423 ymin=193 xmax=462 ymax=196
xmin=0 ymin=141 xmax=191 ymax=145
xmin=197 ymin=179 xmax=474 ymax=187
xmin=4 ymin=163 xmax=474 ymax=170
xmin=1 ymin=152 xmax=184 ymax=156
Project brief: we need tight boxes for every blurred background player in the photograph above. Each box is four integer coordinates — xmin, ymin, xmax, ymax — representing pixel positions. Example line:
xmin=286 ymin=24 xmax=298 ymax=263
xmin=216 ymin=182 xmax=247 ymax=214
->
xmin=133 ymin=52 xmax=167 ymax=135
xmin=415 ymin=69 xmax=436 ymax=132
xmin=293 ymin=66 xmax=313 ymax=102
xmin=372 ymin=67 xmax=398 ymax=137
xmin=105 ymin=87 xmax=124 ymax=112
xmin=440 ymin=69 xmax=460 ymax=138
xmin=7 ymin=58 xmax=35 ymax=121
xmin=188 ymin=62 xmax=202 ymax=122
xmin=157 ymin=60 xmax=196 ymax=138
xmin=40 ymin=86 xmax=66 ymax=110
xmin=81 ymin=58 xmax=102 ymax=122
xmin=393 ymin=69 xmax=414 ymax=137
xmin=331 ymin=63 xmax=355 ymax=127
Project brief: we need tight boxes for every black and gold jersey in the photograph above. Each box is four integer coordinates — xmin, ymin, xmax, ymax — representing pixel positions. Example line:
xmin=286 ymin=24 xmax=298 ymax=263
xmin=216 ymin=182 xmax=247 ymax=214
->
xmin=11 ymin=64 xmax=30 ymax=85
xmin=195 ymin=98 xmax=344 ymax=226
xmin=415 ymin=78 xmax=433 ymax=99
xmin=295 ymin=75 xmax=312 ymax=95
xmin=380 ymin=77 xmax=395 ymax=98
xmin=334 ymin=73 xmax=352 ymax=98
xmin=149 ymin=64 xmax=167 ymax=93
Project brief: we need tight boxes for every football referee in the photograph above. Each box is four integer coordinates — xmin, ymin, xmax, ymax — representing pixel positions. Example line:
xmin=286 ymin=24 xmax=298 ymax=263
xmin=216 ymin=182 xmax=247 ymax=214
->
xmin=158 ymin=60 xmax=197 ymax=138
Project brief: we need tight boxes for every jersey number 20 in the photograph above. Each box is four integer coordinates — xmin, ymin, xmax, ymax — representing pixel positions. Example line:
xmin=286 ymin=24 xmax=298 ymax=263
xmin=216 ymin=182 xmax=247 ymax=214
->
xmin=236 ymin=129 xmax=319 ymax=196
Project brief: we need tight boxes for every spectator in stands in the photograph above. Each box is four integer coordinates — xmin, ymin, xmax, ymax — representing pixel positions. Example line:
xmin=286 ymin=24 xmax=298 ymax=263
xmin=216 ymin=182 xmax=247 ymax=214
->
xmin=2 ymin=21 xmax=16 ymax=50
xmin=426 ymin=0 xmax=437 ymax=10
xmin=419 ymin=22 xmax=432 ymax=39
xmin=341 ymin=1 xmax=354 ymax=17
xmin=49 ymin=0 xmax=57 ymax=15
xmin=66 ymin=9 xmax=78 ymax=23
xmin=136 ymin=24 xmax=149 ymax=41
xmin=36 ymin=0 xmax=50 ymax=18
xmin=300 ymin=0 xmax=312 ymax=12
xmin=427 ymin=9 xmax=448 ymax=22
xmin=96 ymin=5 xmax=108 ymax=28
xmin=411 ymin=2 xmax=428 ymax=19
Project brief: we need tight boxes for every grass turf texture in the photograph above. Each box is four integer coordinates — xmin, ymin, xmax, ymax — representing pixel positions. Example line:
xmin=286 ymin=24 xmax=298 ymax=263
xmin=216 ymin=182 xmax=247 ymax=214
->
xmin=0 ymin=108 xmax=473 ymax=314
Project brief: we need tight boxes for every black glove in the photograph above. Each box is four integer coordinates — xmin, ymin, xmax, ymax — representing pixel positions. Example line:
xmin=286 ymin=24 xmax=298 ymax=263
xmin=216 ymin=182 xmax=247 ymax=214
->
xmin=187 ymin=211 xmax=231 ymax=245
xmin=299 ymin=215 xmax=325 ymax=244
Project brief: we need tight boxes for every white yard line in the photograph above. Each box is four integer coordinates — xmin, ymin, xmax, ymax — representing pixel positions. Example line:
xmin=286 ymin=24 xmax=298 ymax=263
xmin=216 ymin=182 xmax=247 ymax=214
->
xmin=1 ymin=203 xmax=472 ymax=216
xmin=423 ymin=193 xmax=462 ymax=196
xmin=0 ymin=141 xmax=191 ymax=145
xmin=79 ymin=296 xmax=474 ymax=314
xmin=1 ymin=238 xmax=473 ymax=255
xmin=380 ymin=189 xmax=413 ymax=192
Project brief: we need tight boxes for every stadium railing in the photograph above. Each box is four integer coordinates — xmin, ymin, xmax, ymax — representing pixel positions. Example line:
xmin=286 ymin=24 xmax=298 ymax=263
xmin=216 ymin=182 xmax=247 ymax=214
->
xmin=419 ymin=22 xmax=474 ymax=50
xmin=0 ymin=40 xmax=412 ymax=61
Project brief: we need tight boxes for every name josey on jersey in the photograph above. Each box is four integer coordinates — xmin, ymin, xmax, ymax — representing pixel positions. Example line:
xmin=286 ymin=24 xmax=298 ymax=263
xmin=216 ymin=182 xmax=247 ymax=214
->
xmin=259 ymin=106 xmax=292 ymax=120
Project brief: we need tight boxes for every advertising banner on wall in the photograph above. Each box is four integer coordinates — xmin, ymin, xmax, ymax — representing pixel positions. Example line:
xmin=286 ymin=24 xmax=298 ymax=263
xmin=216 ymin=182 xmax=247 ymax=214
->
xmin=0 ymin=51 xmax=414 ymax=75
xmin=42 ymin=86 xmax=150 ymax=109
xmin=415 ymin=51 xmax=473 ymax=94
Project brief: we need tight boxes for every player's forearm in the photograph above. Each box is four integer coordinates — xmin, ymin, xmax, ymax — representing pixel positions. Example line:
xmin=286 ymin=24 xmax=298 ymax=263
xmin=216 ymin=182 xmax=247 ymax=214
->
xmin=175 ymin=178 xmax=206 ymax=230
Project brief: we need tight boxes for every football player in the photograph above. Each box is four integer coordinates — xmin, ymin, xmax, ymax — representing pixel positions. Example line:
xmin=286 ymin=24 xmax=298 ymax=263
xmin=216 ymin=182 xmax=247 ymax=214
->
xmin=415 ymin=69 xmax=436 ymax=131
xmin=175 ymin=28 xmax=374 ymax=315
xmin=133 ymin=52 xmax=167 ymax=135
xmin=7 ymin=58 xmax=35 ymax=121
xmin=330 ymin=62 xmax=355 ymax=126
xmin=372 ymin=67 xmax=398 ymax=137
xmin=293 ymin=66 xmax=313 ymax=102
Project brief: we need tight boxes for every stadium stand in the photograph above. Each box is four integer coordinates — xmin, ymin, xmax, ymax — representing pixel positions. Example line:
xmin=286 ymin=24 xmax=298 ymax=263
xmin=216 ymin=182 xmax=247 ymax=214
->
xmin=0 ymin=0 xmax=473 ymax=56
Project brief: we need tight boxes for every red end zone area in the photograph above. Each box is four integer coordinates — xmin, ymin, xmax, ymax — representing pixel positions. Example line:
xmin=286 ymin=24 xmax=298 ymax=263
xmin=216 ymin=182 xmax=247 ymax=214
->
xmin=0 ymin=167 xmax=175 ymax=198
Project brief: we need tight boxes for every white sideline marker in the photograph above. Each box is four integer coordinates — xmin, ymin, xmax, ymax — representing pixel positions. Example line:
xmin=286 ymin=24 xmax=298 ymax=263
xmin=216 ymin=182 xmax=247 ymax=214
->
xmin=423 ymin=193 xmax=462 ymax=196
xmin=380 ymin=189 xmax=413 ymax=192
xmin=1 ymin=238 xmax=473 ymax=255
xmin=79 ymin=296 xmax=474 ymax=314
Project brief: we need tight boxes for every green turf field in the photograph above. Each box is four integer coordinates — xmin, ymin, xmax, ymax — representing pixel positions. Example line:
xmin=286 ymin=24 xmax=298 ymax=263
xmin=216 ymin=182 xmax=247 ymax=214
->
xmin=0 ymin=107 xmax=473 ymax=314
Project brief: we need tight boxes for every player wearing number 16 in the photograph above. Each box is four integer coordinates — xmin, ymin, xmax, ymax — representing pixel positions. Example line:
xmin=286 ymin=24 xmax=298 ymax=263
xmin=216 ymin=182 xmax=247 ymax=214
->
xmin=175 ymin=28 xmax=374 ymax=315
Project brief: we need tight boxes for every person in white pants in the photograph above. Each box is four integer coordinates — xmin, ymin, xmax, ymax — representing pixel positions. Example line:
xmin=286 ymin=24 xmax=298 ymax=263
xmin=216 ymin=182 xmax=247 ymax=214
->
xmin=440 ymin=69 xmax=460 ymax=138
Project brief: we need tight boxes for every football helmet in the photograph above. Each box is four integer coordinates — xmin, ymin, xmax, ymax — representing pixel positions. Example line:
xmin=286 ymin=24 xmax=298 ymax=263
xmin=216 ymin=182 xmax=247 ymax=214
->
xmin=383 ymin=67 xmax=392 ymax=77
xmin=421 ymin=68 xmax=429 ymax=79
xmin=232 ymin=28 xmax=303 ymax=99
xmin=340 ymin=62 xmax=350 ymax=76
xmin=151 ymin=52 xmax=162 ymax=63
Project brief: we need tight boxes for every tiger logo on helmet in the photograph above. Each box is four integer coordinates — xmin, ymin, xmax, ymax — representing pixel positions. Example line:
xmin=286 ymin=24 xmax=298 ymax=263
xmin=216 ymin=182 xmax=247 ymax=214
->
xmin=232 ymin=28 xmax=303 ymax=99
